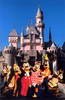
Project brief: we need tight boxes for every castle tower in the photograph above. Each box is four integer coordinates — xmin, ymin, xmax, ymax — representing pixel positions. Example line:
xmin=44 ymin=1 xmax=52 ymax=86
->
xmin=3 ymin=44 xmax=16 ymax=66
xmin=8 ymin=29 xmax=18 ymax=49
xmin=20 ymin=32 xmax=24 ymax=50
xmin=36 ymin=8 xmax=45 ymax=44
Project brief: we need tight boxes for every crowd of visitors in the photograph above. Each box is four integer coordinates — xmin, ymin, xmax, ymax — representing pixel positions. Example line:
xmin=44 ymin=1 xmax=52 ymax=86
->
xmin=0 ymin=54 xmax=63 ymax=98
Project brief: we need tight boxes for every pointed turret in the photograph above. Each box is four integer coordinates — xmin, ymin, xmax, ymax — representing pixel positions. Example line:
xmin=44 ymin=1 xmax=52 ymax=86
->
xmin=9 ymin=29 xmax=18 ymax=37
xmin=21 ymin=31 xmax=24 ymax=37
xmin=20 ymin=32 xmax=24 ymax=50
xmin=36 ymin=8 xmax=43 ymax=18
xmin=36 ymin=8 xmax=45 ymax=43
xmin=8 ymin=29 xmax=18 ymax=48
xmin=26 ymin=26 xmax=29 ymax=34
xmin=49 ymin=28 xmax=52 ymax=42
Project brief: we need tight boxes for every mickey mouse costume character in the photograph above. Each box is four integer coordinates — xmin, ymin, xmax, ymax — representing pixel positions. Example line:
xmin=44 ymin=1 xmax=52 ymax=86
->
xmin=20 ymin=63 xmax=31 ymax=96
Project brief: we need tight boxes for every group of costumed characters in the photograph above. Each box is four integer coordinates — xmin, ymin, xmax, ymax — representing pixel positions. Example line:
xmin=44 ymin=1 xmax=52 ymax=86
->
xmin=1 ymin=54 xmax=63 ymax=98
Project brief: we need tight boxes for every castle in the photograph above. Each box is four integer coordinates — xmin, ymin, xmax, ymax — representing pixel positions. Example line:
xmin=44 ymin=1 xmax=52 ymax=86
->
xmin=2 ymin=8 xmax=57 ymax=67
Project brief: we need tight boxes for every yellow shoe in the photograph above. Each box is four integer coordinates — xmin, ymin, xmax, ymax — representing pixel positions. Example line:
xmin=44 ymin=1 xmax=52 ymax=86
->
xmin=32 ymin=93 xmax=37 ymax=98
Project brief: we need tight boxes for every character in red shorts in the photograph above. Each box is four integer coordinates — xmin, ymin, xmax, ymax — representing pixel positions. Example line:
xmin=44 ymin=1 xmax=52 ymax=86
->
xmin=20 ymin=63 xmax=31 ymax=96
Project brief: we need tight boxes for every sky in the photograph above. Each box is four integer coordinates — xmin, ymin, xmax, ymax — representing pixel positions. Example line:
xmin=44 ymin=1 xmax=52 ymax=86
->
xmin=0 ymin=0 xmax=65 ymax=50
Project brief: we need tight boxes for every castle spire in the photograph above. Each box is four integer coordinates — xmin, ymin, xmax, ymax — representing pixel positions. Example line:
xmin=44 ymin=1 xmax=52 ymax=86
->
xmin=36 ymin=8 xmax=43 ymax=18
xmin=36 ymin=8 xmax=45 ymax=43
xmin=49 ymin=28 xmax=52 ymax=42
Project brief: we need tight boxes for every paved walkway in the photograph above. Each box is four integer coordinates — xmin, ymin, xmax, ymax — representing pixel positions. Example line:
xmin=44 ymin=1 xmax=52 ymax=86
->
xmin=0 ymin=82 xmax=65 ymax=100
xmin=0 ymin=95 xmax=65 ymax=100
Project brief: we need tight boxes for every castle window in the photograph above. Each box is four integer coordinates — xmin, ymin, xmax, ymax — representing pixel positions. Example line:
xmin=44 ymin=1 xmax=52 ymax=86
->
xmin=39 ymin=20 xmax=42 ymax=23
